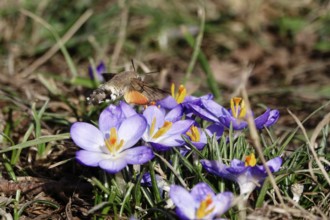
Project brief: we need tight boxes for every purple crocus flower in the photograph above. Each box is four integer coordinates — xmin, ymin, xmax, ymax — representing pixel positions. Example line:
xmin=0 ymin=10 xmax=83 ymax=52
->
xmin=70 ymin=102 xmax=154 ymax=174
xmin=98 ymin=101 xmax=137 ymax=130
xmin=169 ymin=183 xmax=233 ymax=220
xmin=187 ymin=98 xmax=229 ymax=123
xmin=89 ymin=61 xmax=106 ymax=82
xmin=142 ymin=105 xmax=194 ymax=151
xmin=189 ymin=97 xmax=279 ymax=130
xmin=201 ymin=154 xmax=282 ymax=198
xmin=158 ymin=83 xmax=213 ymax=111
xmin=218 ymin=97 xmax=280 ymax=130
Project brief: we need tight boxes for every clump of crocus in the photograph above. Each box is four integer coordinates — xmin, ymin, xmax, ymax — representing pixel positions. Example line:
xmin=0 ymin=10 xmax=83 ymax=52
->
xmin=201 ymin=153 xmax=282 ymax=198
xmin=142 ymin=105 xmax=194 ymax=151
xmin=70 ymin=101 xmax=154 ymax=174
xmin=169 ymin=183 xmax=233 ymax=220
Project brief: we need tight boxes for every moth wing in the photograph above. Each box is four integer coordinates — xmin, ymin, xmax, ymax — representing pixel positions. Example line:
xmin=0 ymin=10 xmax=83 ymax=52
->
xmin=130 ymin=78 xmax=169 ymax=102
xmin=124 ymin=90 xmax=149 ymax=105
xmin=101 ymin=73 xmax=117 ymax=81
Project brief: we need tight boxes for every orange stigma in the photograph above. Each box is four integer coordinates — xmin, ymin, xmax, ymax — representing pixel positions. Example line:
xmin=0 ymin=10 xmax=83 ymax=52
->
xmin=196 ymin=194 xmax=215 ymax=218
xmin=105 ymin=127 xmax=124 ymax=154
xmin=245 ymin=153 xmax=257 ymax=167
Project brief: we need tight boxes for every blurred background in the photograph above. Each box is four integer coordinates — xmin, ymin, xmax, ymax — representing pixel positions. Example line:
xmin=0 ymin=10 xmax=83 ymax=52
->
xmin=0 ymin=1 xmax=329 ymax=218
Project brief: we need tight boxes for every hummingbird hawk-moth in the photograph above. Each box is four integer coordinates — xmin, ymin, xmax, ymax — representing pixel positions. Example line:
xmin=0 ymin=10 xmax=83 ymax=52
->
xmin=87 ymin=70 xmax=169 ymax=105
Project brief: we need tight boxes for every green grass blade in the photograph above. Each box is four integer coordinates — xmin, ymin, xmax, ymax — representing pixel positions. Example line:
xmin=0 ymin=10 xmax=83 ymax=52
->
xmin=0 ymin=133 xmax=70 ymax=153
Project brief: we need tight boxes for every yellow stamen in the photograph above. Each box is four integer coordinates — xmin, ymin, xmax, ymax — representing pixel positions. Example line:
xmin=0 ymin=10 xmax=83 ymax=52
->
xmin=230 ymin=97 xmax=246 ymax=119
xmin=105 ymin=127 xmax=124 ymax=154
xmin=186 ymin=125 xmax=200 ymax=142
xmin=171 ymin=83 xmax=175 ymax=98
xmin=171 ymin=83 xmax=187 ymax=104
xmin=245 ymin=153 xmax=257 ymax=167
xmin=152 ymin=121 xmax=173 ymax=139
xmin=196 ymin=194 xmax=215 ymax=218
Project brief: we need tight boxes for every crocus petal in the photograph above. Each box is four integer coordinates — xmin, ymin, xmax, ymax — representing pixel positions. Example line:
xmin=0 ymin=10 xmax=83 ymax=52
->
xmin=143 ymin=106 xmax=165 ymax=129
xmin=200 ymin=93 xmax=214 ymax=100
xmin=170 ymin=185 xmax=197 ymax=219
xmin=213 ymin=192 xmax=233 ymax=216
xmin=254 ymin=109 xmax=271 ymax=129
xmin=183 ymin=95 xmax=198 ymax=103
xmin=167 ymin=120 xmax=194 ymax=135
xmin=187 ymin=103 xmax=220 ymax=123
xmin=149 ymin=142 xmax=173 ymax=151
xmin=227 ymin=159 xmax=247 ymax=174
xmin=190 ymin=183 xmax=215 ymax=203
xmin=119 ymin=101 xmax=137 ymax=118
xmin=96 ymin=61 xmax=106 ymax=72
xmin=251 ymin=157 xmax=282 ymax=178
xmin=264 ymin=109 xmax=279 ymax=127
xmin=89 ymin=61 xmax=105 ymax=81
xmin=266 ymin=157 xmax=282 ymax=172
xmin=155 ymin=134 xmax=185 ymax=147
xmin=187 ymin=93 xmax=213 ymax=103
xmin=122 ymin=146 xmax=154 ymax=164
xmin=165 ymin=105 xmax=183 ymax=122
xmin=201 ymin=160 xmax=237 ymax=182
xmin=99 ymin=157 xmax=128 ymax=174
xmin=157 ymin=96 xmax=179 ymax=109
xmin=219 ymin=116 xmax=248 ymax=130
xmin=238 ymin=181 xmax=258 ymax=197
xmin=205 ymin=124 xmax=224 ymax=140
xmin=149 ymin=134 xmax=186 ymax=151
xmin=198 ymin=128 xmax=207 ymax=142
xmin=191 ymin=141 xmax=206 ymax=150
xmin=76 ymin=150 xmax=109 ymax=166
xmin=99 ymin=105 xmax=124 ymax=132
xmin=248 ymin=167 xmax=267 ymax=182
xmin=70 ymin=122 xmax=104 ymax=152
xmin=141 ymin=172 xmax=162 ymax=187
xmin=118 ymin=115 xmax=147 ymax=150
xmin=201 ymin=99 xmax=230 ymax=118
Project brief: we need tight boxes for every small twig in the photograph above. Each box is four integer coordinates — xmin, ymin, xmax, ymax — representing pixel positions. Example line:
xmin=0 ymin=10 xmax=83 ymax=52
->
xmin=239 ymin=67 xmax=285 ymax=206
xmin=184 ymin=4 xmax=205 ymax=84
xmin=111 ymin=0 xmax=129 ymax=68
xmin=288 ymin=110 xmax=330 ymax=186
xmin=154 ymin=152 xmax=187 ymax=188
xmin=19 ymin=9 xmax=93 ymax=77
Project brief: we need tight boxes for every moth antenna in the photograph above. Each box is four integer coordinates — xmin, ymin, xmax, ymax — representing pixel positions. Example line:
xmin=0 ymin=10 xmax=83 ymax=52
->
xmin=131 ymin=59 xmax=136 ymax=72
